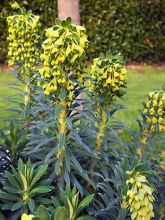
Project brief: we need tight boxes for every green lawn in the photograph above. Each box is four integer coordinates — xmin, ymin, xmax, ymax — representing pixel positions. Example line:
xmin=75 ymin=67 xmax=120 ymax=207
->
xmin=0 ymin=71 xmax=21 ymax=128
xmin=115 ymin=66 xmax=165 ymax=129
xmin=0 ymin=66 xmax=165 ymax=129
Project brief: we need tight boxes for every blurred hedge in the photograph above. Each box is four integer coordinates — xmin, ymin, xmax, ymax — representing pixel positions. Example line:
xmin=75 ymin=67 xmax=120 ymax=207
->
xmin=80 ymin=0 xmax=165 ymax=62
xmin=0 ymin=0 xmax=165 ymax=63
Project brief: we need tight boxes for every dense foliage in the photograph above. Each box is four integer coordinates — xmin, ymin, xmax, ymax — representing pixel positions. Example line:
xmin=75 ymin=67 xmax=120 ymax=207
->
xmin=80 ymin=0 xmax=165 ymax=62
xmin=0 ymin=2 xmax=165 ymax=220
xmin=0 ymin=0 xmax=165 ymax=63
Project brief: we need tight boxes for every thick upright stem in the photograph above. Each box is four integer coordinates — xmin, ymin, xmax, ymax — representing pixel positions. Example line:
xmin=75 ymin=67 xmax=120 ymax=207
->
xmin=24 ymin=81 xmax=30 ymax=106
xmin=88 ymin=106 xmax=107 ymax=188
xmin=56 ymin=99 xmax=67 ymax=175
xmin=58 ymin=99 xmax=67 ymax=134
xmin=22 ymin=67 xmax=31 ymax=106
xmin=95 ymin=109 xmax=107 ymax=151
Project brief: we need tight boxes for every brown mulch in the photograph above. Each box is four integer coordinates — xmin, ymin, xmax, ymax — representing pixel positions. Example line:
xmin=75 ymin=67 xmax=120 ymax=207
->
xmin=1 ymin=63 xmax=165 ymax=73
xmin=126 ymin=63 xmax=165 ymax=72
xmin=0 ymin=64 xmax=14 ymax=73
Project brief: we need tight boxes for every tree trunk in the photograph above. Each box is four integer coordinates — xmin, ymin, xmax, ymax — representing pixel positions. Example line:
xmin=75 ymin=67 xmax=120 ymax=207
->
xmin=58 ymin=0 xmax=80 ymax=24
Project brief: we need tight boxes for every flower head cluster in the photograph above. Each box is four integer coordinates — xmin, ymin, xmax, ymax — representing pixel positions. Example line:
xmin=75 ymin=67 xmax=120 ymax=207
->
xmin=143 ymin=91 xmax=165 ymax=132
xmin=122 ymin=171 xmax=155 ymax=220
xmin=39 ymin=17 xmax=88 ymax=106
xmin=89 ymin=51 xmax=127 ymax=105
xmin=7 ymin=5 xmax=40 ymax=75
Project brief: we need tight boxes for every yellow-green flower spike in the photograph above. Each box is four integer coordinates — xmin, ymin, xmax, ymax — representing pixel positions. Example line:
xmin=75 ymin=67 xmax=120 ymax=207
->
xmin=39 ymin=17 xmax=88 ymax=106
xmin=7 ymin=5 xmax=40 ymax=77
xmin=122 ymin=172 xmax=155 ymax=220
xmin=137 ymin=90 xmax=165 ymax=157
xmin=89 ymin=51 xmax=127 ymax=106
xmin=142 ymin=91 xmax=165 ymax=133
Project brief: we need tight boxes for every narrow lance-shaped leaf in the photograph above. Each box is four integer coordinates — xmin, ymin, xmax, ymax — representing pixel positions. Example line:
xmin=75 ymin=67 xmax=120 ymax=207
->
xmin=75 ymin=194 xmax=95 ymax=216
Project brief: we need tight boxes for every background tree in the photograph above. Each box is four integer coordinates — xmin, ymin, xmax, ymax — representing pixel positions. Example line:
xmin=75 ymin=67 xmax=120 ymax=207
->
xmin=58 ymin=0 xmax=80 ymax=24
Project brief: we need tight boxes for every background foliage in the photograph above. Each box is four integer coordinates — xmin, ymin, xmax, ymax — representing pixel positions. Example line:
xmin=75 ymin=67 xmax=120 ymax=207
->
xmin=0 ymin=0 xmax=165 ymax=63
xmin=80 ymin=0 xmax=165 ymax=62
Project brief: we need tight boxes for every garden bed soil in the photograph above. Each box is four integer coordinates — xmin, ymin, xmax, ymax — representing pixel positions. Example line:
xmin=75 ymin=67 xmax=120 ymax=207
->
xmin=1 ymin=63 xmax=165 ymax=73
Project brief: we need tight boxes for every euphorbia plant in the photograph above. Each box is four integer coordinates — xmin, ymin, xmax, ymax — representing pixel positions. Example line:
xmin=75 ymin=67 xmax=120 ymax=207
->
xmin=36 ymin=17 xmax=90 ymax=183
xmin=83 ymin=51 xmax=127 ymax=183
xmin=1 ymin=2 xmax=164 ymax=220
xmin=89 ymin=51 xmax=127 ymax=151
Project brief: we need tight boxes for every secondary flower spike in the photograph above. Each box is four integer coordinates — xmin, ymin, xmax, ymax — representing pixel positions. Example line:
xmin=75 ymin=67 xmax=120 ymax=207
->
xmin=89 ymin=51 xmax=127 ymax=106
xmin=143 ymin=91 xmax=165 ymax=132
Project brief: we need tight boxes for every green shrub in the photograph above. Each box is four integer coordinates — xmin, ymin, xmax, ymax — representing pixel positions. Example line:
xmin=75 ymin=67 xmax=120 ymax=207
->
xmin=80 ymin=0 xmax=165 ymax=62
